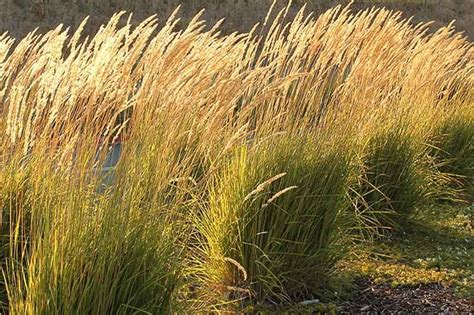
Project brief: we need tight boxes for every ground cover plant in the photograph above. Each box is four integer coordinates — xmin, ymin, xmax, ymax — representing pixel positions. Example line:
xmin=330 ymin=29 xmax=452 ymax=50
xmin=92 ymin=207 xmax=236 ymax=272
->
xmin=0 ymin=1 xmax=473 ymax=313
xmin=339 ymin=203 xmax=473 ymax=312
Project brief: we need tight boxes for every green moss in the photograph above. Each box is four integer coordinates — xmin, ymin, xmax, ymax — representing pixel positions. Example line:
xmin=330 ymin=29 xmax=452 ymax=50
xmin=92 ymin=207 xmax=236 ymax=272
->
xmin=341 ymin=204 xmax=473 ymax=297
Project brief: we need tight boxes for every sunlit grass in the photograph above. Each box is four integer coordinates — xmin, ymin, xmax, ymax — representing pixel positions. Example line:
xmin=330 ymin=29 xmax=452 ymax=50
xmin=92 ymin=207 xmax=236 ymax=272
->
xmin=0 ymin=1 xmax=472 ymax=312
xmin=191 ymin=135 xmax=356 ymax=309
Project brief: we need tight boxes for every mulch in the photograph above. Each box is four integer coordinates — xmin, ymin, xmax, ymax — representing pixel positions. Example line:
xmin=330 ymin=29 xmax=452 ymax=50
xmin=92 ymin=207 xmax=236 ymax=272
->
xmin=338 ymin=278 xmax=473 ymax=314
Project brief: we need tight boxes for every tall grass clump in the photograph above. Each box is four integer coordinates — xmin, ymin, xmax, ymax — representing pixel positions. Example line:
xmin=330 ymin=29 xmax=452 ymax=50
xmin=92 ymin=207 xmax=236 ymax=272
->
xmin=0 ymin=6 xmax=267 ymax=312
xmin=192 ymin=134 xmax=356 ymax=309
xmin=0 ymin=164 xmax=33 ymax=313
xmin=0 ymin=1 xmax=473 ymax=312
xmin=0 ymin=11 xmax=227 ymax=313
xmin=1 ymin=146 xmax=188 ymax=314
xmin=351 ymin=121 xmax=430 ymax=231
xmin=427 ymin=107 xmax=474 ymax=193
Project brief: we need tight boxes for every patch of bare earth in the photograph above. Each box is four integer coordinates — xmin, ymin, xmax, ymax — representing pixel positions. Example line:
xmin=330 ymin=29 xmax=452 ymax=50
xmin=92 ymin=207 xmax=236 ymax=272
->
xmin=338 ymin=278 xmax=473 ymax=313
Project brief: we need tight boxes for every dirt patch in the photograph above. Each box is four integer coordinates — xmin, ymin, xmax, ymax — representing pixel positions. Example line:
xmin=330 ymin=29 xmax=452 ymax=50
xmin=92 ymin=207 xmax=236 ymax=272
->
xmin=338 ymin=278 xmax=473 ymax=313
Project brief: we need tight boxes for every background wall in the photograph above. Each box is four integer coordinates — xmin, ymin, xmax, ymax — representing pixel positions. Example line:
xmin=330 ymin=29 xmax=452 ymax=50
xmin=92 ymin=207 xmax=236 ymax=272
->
xmin=1 ymin=0 xmax=473 ymax=40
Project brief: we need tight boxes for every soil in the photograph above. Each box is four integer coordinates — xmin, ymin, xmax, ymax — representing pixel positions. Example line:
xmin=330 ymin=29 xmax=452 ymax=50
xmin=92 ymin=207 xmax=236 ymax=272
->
xmin=338 ymin=278 xmax=473 ymax=314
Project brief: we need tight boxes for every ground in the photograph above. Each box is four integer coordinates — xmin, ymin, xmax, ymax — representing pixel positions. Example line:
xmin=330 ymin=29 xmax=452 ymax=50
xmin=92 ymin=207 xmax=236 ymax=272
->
xmin=239 ymin=202 xmax=473 ymax=313
xmin=338 ymin=202 xmax=473 ymax=313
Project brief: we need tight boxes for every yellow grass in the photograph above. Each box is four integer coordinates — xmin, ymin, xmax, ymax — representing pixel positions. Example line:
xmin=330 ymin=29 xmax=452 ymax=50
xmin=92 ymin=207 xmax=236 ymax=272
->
xmin=0 ymin=2 xmax=472 ymax=312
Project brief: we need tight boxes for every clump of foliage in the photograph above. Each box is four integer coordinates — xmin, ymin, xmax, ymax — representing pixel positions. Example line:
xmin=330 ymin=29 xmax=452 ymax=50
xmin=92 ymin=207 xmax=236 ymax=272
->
xmin=0 ymin=1 xmax=472 ymax=312
xmin=192 ymin=136 xmax=356 ymax=309
xmin=352 ymin=126 xmax=429 ymax=231
xmin=1 ymin=155 xmax=187 ymax=314
xmin=428 ymin=109 xmax=474 ymax=192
